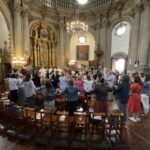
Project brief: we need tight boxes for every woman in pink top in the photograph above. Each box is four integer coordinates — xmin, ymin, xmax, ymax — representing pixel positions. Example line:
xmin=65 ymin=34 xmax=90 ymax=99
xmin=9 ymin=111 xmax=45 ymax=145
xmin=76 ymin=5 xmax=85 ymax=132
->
xmin=74 ymin=76 xmax=84 ymax=90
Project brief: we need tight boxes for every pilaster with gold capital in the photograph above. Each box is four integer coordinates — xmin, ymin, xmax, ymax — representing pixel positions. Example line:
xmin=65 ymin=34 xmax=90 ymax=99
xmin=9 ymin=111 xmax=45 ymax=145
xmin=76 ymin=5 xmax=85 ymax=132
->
xmin=22 ymin=8 xmax=30 ymax=55
xmin=138 ymin=0 xmax=150 ymax=67
xmin=128 ymin=3 xmax=142 ymax=68
xmin=13 ymin=2 xmax=23 ymax=57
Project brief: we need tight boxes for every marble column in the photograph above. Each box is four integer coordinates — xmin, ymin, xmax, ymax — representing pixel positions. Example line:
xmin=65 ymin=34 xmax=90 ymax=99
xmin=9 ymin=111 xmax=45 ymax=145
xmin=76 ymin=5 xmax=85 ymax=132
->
xmin=138 ymin=2 xmax=150 ymax=68
xmin=95 ymin=24 xmax=100 ymax=44
xmin=64 ymin=31 xmax=70 ymax=65
xmin=59 ymin=22 xmax=65 ymax=67
xmin=52 ymin=42 xmax=56 ymax=66
xmin=106 ymin=25 xmax=112 ymax=69
xmin=9 ymin=31 xmax=14 ymax=54
xmin=100 ymin=20 xmax=111 ymax=68
xmin=95 ymin=24 xmax=100 ymax=59
xmin=128 ymin=5 xmax=142 ymax=69
xmin=148 ymin=48 xmax=150 ymax=67
xmin=22 ymin=9 xmax=30 ymax=55
xmin=13 ymin=3 xmax=22 ymax=57
xmin=100 ymin=23 xmax=107 ymax=66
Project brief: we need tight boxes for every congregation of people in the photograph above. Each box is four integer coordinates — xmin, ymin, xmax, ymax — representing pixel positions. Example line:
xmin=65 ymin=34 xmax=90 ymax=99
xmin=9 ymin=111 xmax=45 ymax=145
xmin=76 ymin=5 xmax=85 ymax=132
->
xmin=4 ymin=66 xmax=150 ymax=123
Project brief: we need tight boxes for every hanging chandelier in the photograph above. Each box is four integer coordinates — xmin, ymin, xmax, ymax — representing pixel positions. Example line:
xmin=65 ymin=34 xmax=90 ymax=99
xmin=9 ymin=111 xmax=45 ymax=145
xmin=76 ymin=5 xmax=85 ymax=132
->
xmin=66 ymin=20 xmax=88 ymax=35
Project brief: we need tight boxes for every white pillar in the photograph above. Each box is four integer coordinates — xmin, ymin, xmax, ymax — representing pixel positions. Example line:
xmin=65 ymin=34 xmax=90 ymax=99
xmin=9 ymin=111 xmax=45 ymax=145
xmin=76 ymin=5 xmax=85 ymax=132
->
xmin=13 ymin=3 xmax=22 ymax=57
xmin=128 ymin=5 xmax=142 ymax=68
xmin=59 ymin=22 xmax=65 ymax=67
xmin=139 ymin=3 xmax=150 ymax=67
xmin=64 ymin=31 xmax=70 ymax=60
xmin=100 ymin=24 xmax=107 ymax=66
xmin=23 ymin=9 xmax=30 ymax=55
xmin=95 ymin=24 xmax=100 ymax=45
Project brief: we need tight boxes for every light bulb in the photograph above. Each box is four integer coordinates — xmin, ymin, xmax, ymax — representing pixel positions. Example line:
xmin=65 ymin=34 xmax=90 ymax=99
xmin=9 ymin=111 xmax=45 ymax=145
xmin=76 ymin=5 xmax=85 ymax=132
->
xmin=79 ymin=36 xmax=86 ymax=44
xmin=77 ymin=0 xmax=88 ymax=5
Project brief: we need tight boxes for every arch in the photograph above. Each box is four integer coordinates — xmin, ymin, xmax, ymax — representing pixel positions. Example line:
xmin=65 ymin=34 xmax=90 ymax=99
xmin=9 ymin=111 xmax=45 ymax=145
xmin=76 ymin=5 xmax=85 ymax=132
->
xmin=30 ymin=20 xmax=58 ymax=67
xmin=111 ymin=52 xmax=128 ymax=59
xmin=29 ymin=20 xmax=57 ymax=39
xmin=0 ymin=1 xmax=14 ymax=51
xmin=109 ymin=16 xmax=133 ymax=32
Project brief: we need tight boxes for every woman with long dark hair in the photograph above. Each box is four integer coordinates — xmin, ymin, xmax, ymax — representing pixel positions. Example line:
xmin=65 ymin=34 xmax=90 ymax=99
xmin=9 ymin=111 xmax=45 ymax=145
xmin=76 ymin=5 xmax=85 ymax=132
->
xmin=41 ymin=79 xmax=56 ymax=109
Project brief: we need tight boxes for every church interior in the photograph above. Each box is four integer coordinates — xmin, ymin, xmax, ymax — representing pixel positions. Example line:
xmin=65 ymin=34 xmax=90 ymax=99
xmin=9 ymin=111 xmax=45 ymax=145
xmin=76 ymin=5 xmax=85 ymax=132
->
xmin=0 ymin=0 xmax=150 ymax=149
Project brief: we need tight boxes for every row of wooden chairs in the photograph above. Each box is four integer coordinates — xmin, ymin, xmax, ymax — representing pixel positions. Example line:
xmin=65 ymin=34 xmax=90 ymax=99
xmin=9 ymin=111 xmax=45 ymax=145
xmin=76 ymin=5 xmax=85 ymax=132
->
xmin=0 ymin=102 xmax=125 ymax=149
xmin=0 ymin=104 xmax=124 ymax=139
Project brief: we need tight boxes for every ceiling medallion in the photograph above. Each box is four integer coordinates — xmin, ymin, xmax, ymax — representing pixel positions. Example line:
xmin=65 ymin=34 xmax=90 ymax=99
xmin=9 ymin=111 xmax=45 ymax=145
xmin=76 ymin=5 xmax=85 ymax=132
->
xmin=76 ymin=0 xmax=88 ymax=5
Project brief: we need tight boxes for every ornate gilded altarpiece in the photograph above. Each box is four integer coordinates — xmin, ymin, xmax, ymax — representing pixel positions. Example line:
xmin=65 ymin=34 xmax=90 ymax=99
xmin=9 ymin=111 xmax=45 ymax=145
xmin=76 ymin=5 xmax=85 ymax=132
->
xmin=31 ymin=20 xmax=57 ymax=67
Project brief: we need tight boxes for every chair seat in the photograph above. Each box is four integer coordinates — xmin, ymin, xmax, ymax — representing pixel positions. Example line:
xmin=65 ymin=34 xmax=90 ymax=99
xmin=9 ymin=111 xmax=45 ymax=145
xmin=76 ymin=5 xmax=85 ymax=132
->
xmin=54 ymin=138 xmax=69 ymax=147
xmin=35 ymin=135 xmax=50 ymax=145
xmin=92 ymin=139 xmax=111 ymax=150
xmin=71 ymin=140 xmax=87 ymax=149
xmin=6 ymin=129 xmax=17 ymax=138
xmin=111 ymin=140 xmax=129 ymax=150
xmin=18 ymin=132 xmax=32 ymax=141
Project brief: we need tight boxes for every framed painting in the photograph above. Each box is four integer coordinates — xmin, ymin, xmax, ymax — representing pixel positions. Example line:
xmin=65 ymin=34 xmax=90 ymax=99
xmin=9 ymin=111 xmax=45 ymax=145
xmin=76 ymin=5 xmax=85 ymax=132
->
xmin=76 ymin=45 xmax=89 ymax=60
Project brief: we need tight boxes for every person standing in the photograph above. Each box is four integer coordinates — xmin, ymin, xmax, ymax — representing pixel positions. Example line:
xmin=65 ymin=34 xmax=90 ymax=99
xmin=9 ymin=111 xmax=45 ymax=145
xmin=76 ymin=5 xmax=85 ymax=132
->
xmin=17 ymin=74 xmax=26 ymax=106
xmin=62 ymin=78 xmax=82 ymax=116
xmin=51 ymin=71 xmax=60 ymax=89
xmin=93 ymin=73 xmax=111 ymax=114
xmin=8 ymin=74 xmax=18 ymax=103
xmin=141 ymin=74 xmax=150 ymax=116
xmin=59 ymin=72 xmax=68 ymax=92
xmin=128 ymin=76 xmax=142 ymax=122
xmin=115 ymin=75 xmax=130 ymax=121
xmin=23 ymin=72 xmax=36 ymax=108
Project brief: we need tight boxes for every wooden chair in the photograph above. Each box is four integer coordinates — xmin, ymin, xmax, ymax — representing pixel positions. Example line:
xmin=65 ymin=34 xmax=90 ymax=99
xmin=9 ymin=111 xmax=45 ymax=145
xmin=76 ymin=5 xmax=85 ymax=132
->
xmin=18 ymin=107 xmax=37 ymax=142
xmin=6 ymin=105 xmax=24 ymax=138
xmin=87 ymin=94 xmax=96 ymax=111
xmin=106 ymin=112 xmax=129 ymax=150
xmin=70 ymin=112 xmax=88 ymax=149
xmin=89 ymin=112 xmax=106 ymax=140
xmin=55 ymin=94 xmax=67 ymax=111
xmin=73 ymin=112 xmax=88 ymax=140
xmin=35 ymin=109 xmax=52 ymax=145
xmin=106 ymin=112 xmax=124 ymax=140
xmin=24 ymin=107 xmax=36 ymax=121
xmin=52 ymin=111 xmax=70 ymax=149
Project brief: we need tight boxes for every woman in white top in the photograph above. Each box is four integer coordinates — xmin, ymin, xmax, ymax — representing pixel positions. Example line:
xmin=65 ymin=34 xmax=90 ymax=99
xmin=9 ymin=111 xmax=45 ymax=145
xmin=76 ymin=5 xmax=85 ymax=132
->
xmin=17 ymin=75 xmax=26 ymax=106
xmin=23 ymin=72 xmax=36 ymax=108
xmin=83 ymin=75 xmax=93 ymax=97
xmin=8 ymin=74 xmax=18 ymax=103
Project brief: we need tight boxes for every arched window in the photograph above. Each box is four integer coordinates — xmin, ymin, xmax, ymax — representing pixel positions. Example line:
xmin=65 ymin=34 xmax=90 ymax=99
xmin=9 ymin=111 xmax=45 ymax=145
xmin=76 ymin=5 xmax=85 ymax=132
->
xmin=111 ymin=21 xmax=131 ymax=73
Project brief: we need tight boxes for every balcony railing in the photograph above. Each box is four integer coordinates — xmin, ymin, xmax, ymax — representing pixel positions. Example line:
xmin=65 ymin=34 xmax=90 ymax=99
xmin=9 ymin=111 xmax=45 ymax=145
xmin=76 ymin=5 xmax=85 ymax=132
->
xmin=39 ymin=0 xmax=121 ymax=12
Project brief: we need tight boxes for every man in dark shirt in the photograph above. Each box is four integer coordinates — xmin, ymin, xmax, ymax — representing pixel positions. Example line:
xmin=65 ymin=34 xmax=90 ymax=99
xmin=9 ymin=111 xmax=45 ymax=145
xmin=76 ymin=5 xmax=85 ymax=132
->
xmin=93 ymin=73 xmax=111 ymax=114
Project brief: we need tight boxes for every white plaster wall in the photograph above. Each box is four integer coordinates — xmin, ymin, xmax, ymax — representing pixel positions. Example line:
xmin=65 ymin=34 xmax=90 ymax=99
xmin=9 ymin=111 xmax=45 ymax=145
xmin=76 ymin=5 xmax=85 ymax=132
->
xmin=0 ymin=11 xmax=9 ymax=49
xmin=111 ymin=22 xmax=130 ymax=56
xmin=70 ymin=32 xmax=95 ymax=64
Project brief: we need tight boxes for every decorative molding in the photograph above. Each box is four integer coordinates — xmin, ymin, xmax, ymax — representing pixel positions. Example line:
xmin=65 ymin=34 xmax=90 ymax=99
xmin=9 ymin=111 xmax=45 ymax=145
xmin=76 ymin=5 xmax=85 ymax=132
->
xmin=14 ymin=3 xmax=22 ymax=14
xmin=0 ymin=0 xmax=14 ymax=52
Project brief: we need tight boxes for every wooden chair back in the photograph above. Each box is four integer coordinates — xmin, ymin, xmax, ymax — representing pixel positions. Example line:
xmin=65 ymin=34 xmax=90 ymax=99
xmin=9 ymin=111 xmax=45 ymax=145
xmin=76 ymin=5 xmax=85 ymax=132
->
xmin=74 ymin=112 xmax=87 ymax=128
xmin=56 ymin=111 xmax=69 ymax=128
xmin=107 ymin=112 xmax=124 ymax=139
xmin=24 ymin=107 xmax=36 ymax=121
